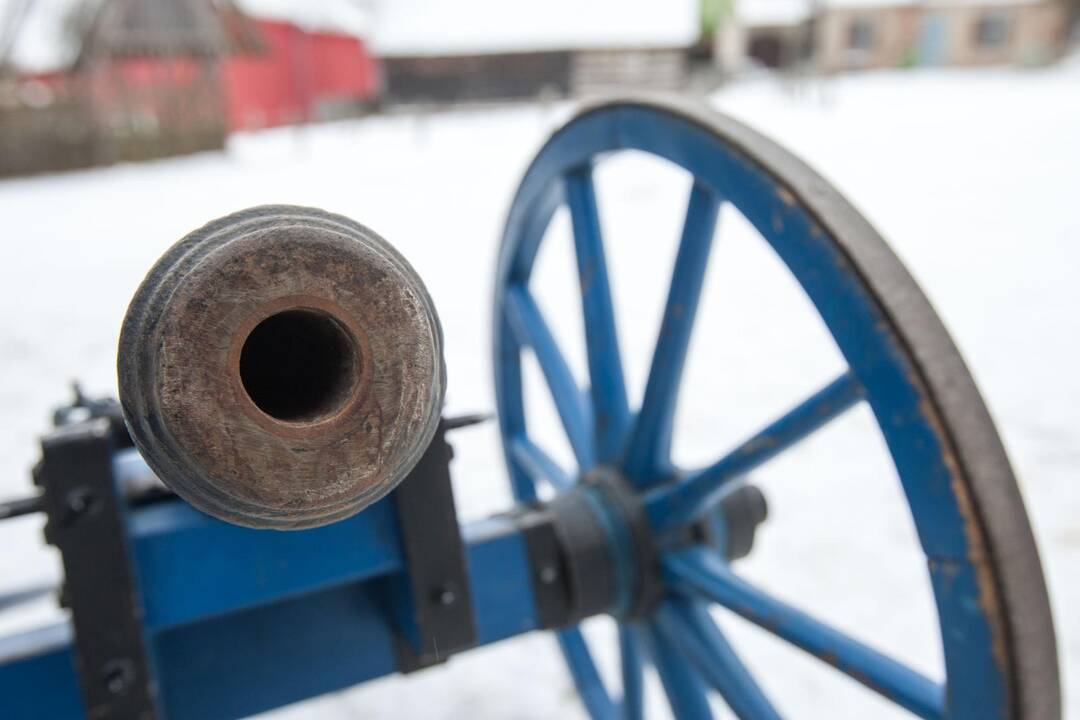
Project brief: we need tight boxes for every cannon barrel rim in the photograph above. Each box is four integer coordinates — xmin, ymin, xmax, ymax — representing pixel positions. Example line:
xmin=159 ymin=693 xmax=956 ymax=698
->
xmin=119 ymin=205 xmax=446 ymax=529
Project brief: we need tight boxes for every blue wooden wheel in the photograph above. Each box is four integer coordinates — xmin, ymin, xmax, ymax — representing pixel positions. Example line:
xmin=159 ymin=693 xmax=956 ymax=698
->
xmin=493 ymin=98 xmax=1058 ymax=719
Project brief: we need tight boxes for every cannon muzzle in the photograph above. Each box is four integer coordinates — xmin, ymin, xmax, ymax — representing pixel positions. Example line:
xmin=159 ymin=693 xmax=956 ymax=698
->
xmin=118 ymin=206 xmax=445 ymax=529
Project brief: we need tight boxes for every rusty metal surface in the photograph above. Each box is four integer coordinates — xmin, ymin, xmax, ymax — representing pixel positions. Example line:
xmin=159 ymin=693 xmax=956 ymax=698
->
xmin=118 ymin=205 xmax=445 ymax=529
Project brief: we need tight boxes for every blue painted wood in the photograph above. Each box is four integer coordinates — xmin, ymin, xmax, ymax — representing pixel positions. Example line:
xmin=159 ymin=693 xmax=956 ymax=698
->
xmin=155 ymin=582 xmax=399 ymax=719
xmin=926 ymin=556 xmax=1011 ymax=720
xmin=496 ymin=313 xmax=536 ymax=503
xmin=656 ymin=598 xmax=780 ymax=720
xmin=463 ymin=517 xmax=542 ymax=645
xmin=624 ymin=182 xmax=722 ymax=487
xmin=642 ymin=620 xmax=715 ymax=719
xmin=0 ymin=625 xmax=82 ymax=719
xmin=504 ymin=284 xmax=596 ymax=469
xmin=112 ymin=446 xmax=157 ymax=485
xmin=509 ymin=434 xmax=574 ymax=492
xmin=495 ymin=180 xmax=565 ymax=504
xmin=491 ymin=101 xmax=1012 ymax=718
xmin=132 ymin=498 xmax=403 ymax=631
xmin=565 ymin=166 xmax=630 ymax=465
xmin=665 ymin=548 xmax=944 ymax=719
xmin=0 ymin=513 xmax=541 ymax=720
xmin=557 ymin=626 xmax=619 ymax=720
xmin=619 ymin=625 xmax=645 ymax=720
xmin=644 ymin=371 xmax=864 ymax=532
xmin=7 ymin=88 xmax=1027 ymax=715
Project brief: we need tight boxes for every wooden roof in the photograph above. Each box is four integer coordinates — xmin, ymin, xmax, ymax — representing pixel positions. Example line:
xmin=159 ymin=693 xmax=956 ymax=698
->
xmin=76 ymin=0 xmax=262 ymax=63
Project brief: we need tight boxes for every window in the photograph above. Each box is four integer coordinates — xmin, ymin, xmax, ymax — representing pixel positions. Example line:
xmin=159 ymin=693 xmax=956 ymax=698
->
xmin=974 ymin=11 xmax=1010 ymax=49
xmin=848 ymin=17 xmax=876 ymax=52
xmin=748 ymin=34 xmax=785 ymax=68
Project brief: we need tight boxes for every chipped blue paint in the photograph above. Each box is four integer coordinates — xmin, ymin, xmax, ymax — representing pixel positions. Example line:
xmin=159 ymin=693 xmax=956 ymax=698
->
xmin=494 ymin=101 xmax=1008 ymax=718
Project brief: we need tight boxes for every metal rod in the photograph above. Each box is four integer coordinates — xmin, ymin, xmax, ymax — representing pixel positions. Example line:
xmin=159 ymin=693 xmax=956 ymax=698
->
xmin=0 ymin=494 xmax=45 ymax=520
xmin=1 ymin=483 xmax=175 ymax=524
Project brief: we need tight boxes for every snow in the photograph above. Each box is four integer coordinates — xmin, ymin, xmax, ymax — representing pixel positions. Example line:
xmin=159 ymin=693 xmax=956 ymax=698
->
xmin=367 ymin=0 xmax=700 ymax=57
xmin=0 ymin=0 xmax=372 ymax=75
xmin=1 ymin=57 xmax=1078 ymax=718
xmin=235 ymin=0 xmax=372 ymax=38
xmin=0 ymin=0 xmax=83 ymax=73
xmin=737 ymin=0 xmax=813 ymax=28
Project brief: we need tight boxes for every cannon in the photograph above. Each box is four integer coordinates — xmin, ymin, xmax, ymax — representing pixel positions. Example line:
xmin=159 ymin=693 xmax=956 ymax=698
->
xmin=0 ymin=98 xmax=1060 ymax=720
xmin=117 ymin=206 xmax=445 ymax=529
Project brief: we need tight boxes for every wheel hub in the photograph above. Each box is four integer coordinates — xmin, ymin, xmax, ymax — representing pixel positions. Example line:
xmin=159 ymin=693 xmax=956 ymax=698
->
xmin=575 ymin=467 xmax=663 ymax=621
xmin=543 ymin=468 xmax=771 ymax=624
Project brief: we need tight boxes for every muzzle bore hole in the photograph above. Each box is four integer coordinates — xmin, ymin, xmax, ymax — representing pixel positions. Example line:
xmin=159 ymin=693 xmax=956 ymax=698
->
xmin=238 ymin=309 xmax=359 ymax=423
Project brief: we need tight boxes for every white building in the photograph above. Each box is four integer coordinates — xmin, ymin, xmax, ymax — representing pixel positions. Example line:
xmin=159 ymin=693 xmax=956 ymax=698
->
xmin=364 ymin=0 xmax=701 ymax=102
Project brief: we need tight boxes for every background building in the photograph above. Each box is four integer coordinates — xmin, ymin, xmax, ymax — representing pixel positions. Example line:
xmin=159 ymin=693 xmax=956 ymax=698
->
xmin=223 ymin=1 xmax=379 ymax=131
xmin=733 ymin=0 xmax=815 ymax=70
xmin=367 ymin=0 xmax=700 ymax=105
xmin=713 ymin=0 xmax=1069 ymax=71
xmin=0 ymin=0 xmax=380 ymax=175
xmin=813 ymin=0 xmax=1068 ymax=71
xmin=0 ymin=0 xmax=1073 ymax=177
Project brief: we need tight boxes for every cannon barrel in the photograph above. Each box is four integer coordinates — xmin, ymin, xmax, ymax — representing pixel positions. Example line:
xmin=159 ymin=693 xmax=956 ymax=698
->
xmin=118 ymin=206 xmax=445 ymax=529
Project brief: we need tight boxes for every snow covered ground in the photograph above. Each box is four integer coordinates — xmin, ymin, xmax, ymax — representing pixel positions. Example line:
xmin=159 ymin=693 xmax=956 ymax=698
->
xmin=1 ymin=56 xmax=1077 ymax=718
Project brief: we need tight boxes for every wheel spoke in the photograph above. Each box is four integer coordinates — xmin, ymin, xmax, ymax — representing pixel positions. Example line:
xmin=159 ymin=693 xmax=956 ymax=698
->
xmin=505 ymin=284 xmax=596 ymax=469
xmin=664 ymin=549 xmax=945 ymax=719
xmin=642 ymin=619 xmax=714 ymax=719
xmin=558 ymin=626 xmax=619 ymax=720
xmin=508 ymin=435 xmax=574 ymax=492
xmin=644 ymin=371 xmax=863 ymax=531
xmin=625 ymin=182 xmax=722 ymax=486
xmin=565 ymin=166 xmax=630 ymax=464
xmin=655 ymin=598 xmax=780 ymax=720
xmin=619 ymin=625 xmax=645 ymax=720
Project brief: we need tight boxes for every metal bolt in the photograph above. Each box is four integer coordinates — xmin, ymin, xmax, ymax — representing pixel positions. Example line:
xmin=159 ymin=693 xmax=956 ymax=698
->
xmin=67 ymin=489 xmax=94 ymax=514
xmin=539 ymin=565 xmax=558 ymax=584
xmin=433 ymin=585 xmax=456 ymax=606
xmin=101 ymin=658 xmax=135 ymax=695
xmin=62 ymin=487 xmax=99 ymax=527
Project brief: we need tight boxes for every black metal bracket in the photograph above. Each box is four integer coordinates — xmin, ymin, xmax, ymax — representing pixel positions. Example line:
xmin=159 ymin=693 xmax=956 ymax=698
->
xmin=517 ymin=471 xmax=661 ymax=628
xmin=515 ymin=504 xmax=574 ymax=629
xmin=514 ymin=476 xmax=770 ymax=630
xmin=52 ymin=382 xmax=134 ymax=450
xmin=390 ymin=418 xmax=478 ymax=672
xmin=38 ymin=418 xmax=160 ymax=719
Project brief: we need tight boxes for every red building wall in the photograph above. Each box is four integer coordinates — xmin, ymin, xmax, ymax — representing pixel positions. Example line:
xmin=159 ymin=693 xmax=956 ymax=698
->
xmin=19 ymin=18 xmax=381 ymax=135
xmin=223 ymin=19 xmax=380 ymax=132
